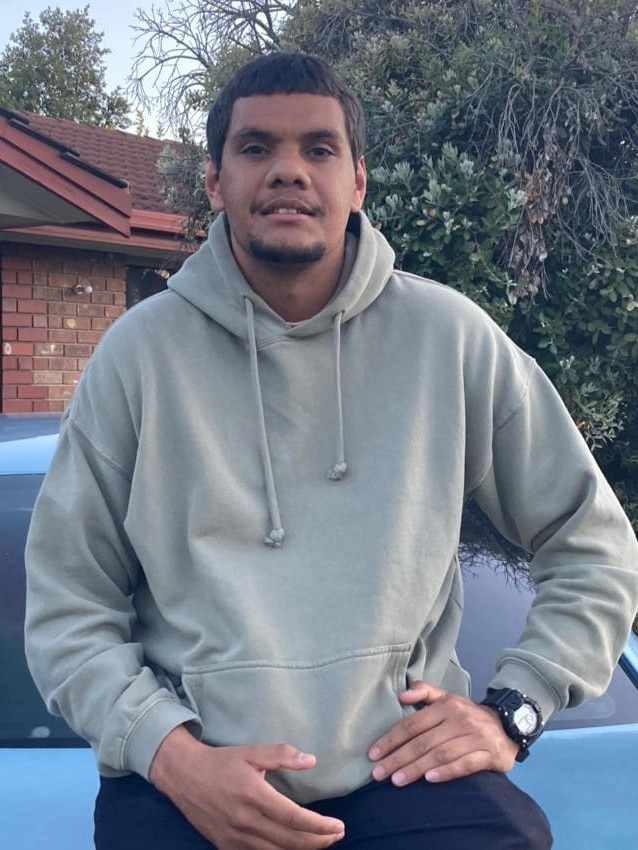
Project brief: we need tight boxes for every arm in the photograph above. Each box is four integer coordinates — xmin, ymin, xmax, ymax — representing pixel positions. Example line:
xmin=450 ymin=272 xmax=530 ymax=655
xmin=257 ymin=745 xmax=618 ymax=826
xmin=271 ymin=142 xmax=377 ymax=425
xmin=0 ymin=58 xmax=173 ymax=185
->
xmin=370 ymin=355 xmax=638 ymax=786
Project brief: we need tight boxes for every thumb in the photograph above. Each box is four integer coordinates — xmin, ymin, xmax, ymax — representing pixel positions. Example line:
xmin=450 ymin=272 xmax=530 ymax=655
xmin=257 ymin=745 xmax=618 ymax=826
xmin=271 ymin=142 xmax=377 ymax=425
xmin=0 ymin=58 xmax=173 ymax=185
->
xmin=245 ymin=743 xmax=317 ymax=773
xmin=399 ymin=680 xmax=448 ymax=704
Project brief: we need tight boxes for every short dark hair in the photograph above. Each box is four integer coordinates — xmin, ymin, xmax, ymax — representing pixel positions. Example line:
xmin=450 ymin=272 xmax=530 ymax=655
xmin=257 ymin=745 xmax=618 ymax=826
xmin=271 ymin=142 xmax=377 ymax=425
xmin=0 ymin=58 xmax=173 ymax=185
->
xmin=206 ymin=52 xmax=366 ymax=168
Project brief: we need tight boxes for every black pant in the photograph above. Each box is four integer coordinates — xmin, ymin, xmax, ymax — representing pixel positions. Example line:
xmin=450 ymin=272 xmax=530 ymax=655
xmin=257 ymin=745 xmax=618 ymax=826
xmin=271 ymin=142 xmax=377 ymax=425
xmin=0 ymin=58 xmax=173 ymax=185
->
xmin=94 ymin=771 xmax=552 ymax=849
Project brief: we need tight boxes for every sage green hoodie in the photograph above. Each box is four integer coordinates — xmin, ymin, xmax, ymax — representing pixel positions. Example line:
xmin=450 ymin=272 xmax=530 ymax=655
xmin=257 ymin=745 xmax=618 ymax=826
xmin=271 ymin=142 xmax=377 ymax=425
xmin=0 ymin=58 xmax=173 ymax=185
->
xmin=25 ymin=213 xmax=638 ymax=803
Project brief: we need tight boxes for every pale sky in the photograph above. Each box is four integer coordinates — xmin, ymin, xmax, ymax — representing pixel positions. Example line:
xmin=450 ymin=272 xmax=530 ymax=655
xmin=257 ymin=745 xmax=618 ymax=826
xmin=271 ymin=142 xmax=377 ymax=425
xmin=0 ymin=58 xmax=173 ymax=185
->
xmin=0 ymin=0 xmax=167 ymax=134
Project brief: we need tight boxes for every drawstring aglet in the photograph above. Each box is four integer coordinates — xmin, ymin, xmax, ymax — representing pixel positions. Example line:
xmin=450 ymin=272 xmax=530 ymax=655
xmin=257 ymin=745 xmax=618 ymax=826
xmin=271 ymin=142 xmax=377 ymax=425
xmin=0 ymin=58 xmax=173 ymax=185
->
xmin=327 ymin=462 xmax=348 ymax=481
xmin=264 ymin=527 xmax=286 ymax=548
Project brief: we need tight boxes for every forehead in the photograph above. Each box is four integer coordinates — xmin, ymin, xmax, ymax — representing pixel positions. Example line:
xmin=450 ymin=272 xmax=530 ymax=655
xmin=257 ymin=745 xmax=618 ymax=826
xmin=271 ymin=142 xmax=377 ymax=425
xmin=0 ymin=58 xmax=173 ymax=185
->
xmin=225 ymin=93 xmax=349 ymax=142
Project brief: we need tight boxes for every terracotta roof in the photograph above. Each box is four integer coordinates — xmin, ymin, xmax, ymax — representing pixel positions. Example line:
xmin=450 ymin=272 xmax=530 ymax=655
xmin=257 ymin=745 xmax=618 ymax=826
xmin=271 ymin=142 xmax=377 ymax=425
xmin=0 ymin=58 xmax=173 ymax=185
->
xmin=13 ymin=111 xmax=186 ymax=213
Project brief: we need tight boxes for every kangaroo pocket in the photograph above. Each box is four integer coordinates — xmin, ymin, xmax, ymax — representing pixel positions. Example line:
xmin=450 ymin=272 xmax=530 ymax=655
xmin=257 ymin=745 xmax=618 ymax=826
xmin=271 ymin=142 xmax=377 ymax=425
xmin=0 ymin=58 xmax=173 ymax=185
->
xmin=182 ymin=643 xmax=411 ymax=803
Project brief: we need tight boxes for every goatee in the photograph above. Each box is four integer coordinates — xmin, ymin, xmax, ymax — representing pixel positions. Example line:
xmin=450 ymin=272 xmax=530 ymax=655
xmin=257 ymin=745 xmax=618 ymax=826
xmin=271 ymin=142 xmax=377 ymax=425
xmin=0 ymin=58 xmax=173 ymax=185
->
xmin=248 ymin=237 xmax=326 ymax=265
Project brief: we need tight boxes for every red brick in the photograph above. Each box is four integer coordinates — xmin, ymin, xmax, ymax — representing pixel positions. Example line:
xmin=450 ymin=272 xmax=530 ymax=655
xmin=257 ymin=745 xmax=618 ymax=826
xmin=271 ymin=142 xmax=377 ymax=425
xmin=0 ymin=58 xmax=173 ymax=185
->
xmin=3 ymin=357 xmax=17 ymax=370
xmin=78 ymin=331 xmax=104 ymax=344
xmin=3 ymin=371 xmax=32 ymax=384
xmin=105 ymin=306 xmax=125 ymax=319
xmin=3 ymin=257 xmax=32 ymax=271
xmin=5 ymin=313 xmax=32 ymax=327
xmin=32 ymin=273 xmax=50 ymax=285
xmin=48 ymin=317 xmax=63 ymax=329
xmin=77 ymin=358 xmax=90 ymax=369
xmin=49 ymin=273 xmax=77 ymax=288
xmin=106 ymin=278 xmax=125 ymax=292
xmin=63 ymin=371 xmax=82 ymax=383
xmin=91 ymin=318 xmax=111 ymax=331
xmin=3 ymin=399 xmax=34 ymax=412
xmin=35 ymin=343 xmax=64 ymax=356
xmin=33 ymin=358 xmax=49 ymax=370
xmin=33 ymin=286 xmax=63 ymax=301
xmin=4 ymin=328 xmax=17 ymax=341
xmin=33 ymin=400 xmax=64 ymax=412
xmin=1 ymin=271 xmax=18 ymax=285
xmin=48 ymin=302 xmax=77 ymax=316
xmin=18 ymin=299 xmax=47 ymax=314
xmin=18 ymin=385 xmax=48 ymax=399
xmin=18 ymin=328 xmax=47 ymax=341
xmin=2 ymin=284 xmax=24 ymax=297
xmin=113 ymin=293 xmax=127 ymax=306
xmin=91 ymin=292 xmax=114 ymax=305
xmin=63 ymin=259 xmax=92 ymax=275
xmin=63 ymin=317 xmax=91 ymax=330
xmin=50 ymin=357 xmax=78 ymax=371
xmin=49 ymin=385 xmax=75 ymax=400
xmin=77 ymin=303 xmax=105 ymax=318
xmin=50 ymin=330 xmax=78 ymax=343
xmin=33 ymin=371 xmax=63 ymax=385
xmin=2 ymin=298 xmax=17 ymax=312
xmin=4 ymin=386 xmax=17 ymax=399
xmin=33 ymin=315 xmax=47 ymax=328
xmin=18 ymin=358 xmax=33 ymax=371
xmin=17 ymin=272 xmax=35 ymax=285
xmin=4 ymin=341 xmax=34 ymax=356
xmin=65 ymin=344 xmax=91 ymax=357
xmin=88 ymin=277 xmax=107 ymax=291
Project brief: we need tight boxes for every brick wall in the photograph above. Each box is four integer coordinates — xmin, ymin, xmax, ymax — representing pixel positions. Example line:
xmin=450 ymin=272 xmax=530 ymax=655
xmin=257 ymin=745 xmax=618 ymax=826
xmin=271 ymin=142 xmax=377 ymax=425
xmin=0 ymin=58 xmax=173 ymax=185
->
xmin=2 ymin=243 xmax=126 ymax=412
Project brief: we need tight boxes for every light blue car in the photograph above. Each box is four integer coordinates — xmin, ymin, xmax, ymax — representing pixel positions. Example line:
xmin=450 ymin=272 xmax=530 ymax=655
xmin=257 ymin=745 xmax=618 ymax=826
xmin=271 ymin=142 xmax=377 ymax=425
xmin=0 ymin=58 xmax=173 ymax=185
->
xmin=1 ymin=414 xmax=637 ymax=849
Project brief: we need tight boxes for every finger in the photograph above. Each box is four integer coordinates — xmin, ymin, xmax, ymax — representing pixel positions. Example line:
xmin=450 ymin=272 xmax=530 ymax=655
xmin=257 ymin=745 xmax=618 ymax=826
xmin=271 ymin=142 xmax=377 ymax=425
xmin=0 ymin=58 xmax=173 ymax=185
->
xmin=395 ymin=736 xmax=488 ymax=785
xmin=245 ymin=743 xmax=318 ymax=772
xmin=370 ymin=723 xmax=462 ymax=782
xmin=258 ymin=782 xmax=346 ymax=837
xmin=368 ymin=704 xmax=444 ymax=761
xmin=244 ymin=812 xmax=345 ymax=849
xmin=398 ymin=680 xmax=448 ymax=704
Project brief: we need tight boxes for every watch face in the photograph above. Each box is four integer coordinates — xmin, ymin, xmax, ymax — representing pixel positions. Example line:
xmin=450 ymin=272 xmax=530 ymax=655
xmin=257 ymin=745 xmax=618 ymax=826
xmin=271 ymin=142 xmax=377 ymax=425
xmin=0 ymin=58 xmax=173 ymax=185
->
xmin=513 ymin=703 xmax=539 ymax=736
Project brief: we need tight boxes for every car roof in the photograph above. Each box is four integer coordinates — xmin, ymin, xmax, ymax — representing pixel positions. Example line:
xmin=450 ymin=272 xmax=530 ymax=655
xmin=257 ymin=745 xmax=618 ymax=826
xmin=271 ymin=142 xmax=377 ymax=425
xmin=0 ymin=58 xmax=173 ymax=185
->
xmin=0 ymin=414 xmax=60 ymax=475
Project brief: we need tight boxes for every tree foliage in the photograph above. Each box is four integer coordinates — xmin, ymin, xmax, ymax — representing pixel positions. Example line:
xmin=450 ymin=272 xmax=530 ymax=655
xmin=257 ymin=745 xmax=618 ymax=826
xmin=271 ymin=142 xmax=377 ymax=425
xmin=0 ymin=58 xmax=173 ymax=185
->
xmin=0 ymin=5 xmax=130 ymax=128
xmin=134 ymin=0 xmax=638 ymax=536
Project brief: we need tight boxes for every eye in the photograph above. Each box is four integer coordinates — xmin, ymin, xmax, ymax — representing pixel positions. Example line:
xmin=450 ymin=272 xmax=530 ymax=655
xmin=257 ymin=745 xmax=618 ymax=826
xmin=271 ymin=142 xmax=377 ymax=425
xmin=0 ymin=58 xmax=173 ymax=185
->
xmin=241 ymin=144 xmax=268 ymax=156
xmin=309 ymin=146 xmax=335 ymax=159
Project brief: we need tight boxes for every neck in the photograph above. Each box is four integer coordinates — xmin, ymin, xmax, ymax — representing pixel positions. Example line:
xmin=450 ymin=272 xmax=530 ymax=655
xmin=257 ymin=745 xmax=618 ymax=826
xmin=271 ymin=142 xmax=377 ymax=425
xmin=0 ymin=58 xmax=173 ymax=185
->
xmin=234 ymin=243 xmax=346 ymax=323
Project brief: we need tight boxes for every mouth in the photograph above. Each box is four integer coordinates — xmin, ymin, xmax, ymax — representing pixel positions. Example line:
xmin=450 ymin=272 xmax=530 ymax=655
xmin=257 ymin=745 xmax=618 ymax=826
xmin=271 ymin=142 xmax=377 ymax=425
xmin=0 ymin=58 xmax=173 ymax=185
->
xmin=260 ymin=200 xmax=315 ymax=216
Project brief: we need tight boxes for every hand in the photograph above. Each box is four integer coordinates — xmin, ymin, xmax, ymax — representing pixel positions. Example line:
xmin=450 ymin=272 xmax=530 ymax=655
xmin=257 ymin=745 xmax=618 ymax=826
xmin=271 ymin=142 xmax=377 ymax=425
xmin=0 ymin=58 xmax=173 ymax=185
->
xmin=150 ymin=726 xmax=346 ymax=849
xmin=368 ymin=680 xmax=518 ymax=785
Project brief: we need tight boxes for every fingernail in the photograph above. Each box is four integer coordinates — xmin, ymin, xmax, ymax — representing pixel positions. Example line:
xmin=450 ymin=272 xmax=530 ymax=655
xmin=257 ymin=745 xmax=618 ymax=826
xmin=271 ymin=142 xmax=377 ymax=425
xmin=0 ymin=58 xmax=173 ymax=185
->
xmin=330 ymin=820 xmax=345 ymax=832
xmin=425 ymin=769 xmax=440 ymax=782
xmin=368 ymin=746 xmax=380 ymax=760
xmin=372 ymin=764 xmax=386 ymax=781
xmin=392 ymin=770 xmax=407 ymax=786
xmin=297 ymin=752 xmax=315 ymax=764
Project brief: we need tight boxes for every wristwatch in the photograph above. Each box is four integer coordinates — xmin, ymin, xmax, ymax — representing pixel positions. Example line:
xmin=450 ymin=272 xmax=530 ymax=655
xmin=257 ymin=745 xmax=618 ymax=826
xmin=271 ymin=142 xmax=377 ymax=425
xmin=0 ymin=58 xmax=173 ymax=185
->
xmin=480 ymin=688 xmax=544 ymax=762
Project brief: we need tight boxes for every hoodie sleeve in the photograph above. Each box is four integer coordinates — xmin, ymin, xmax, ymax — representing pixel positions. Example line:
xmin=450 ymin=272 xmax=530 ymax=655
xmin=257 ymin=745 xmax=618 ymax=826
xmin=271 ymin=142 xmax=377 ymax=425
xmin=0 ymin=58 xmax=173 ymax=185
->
xmin=470 ymin=358 xmax=638 ymax=720
xmin=24 ymin=342 xmax=202 ymax=779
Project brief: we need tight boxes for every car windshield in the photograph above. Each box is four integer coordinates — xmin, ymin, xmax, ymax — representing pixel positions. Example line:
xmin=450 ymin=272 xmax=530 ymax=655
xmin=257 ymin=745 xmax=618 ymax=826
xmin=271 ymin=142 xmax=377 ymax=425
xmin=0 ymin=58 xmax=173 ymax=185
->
xmin=1 ymin=483 xmax=637 ymax=746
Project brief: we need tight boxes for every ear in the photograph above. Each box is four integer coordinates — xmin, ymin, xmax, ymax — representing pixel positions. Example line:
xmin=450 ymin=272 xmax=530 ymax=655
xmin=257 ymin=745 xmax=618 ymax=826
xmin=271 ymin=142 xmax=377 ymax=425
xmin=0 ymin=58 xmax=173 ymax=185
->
xmin=351 ymin=156 xmax=367 ymax=213
xmin=205 ymin=155 xmax=225 ymax=213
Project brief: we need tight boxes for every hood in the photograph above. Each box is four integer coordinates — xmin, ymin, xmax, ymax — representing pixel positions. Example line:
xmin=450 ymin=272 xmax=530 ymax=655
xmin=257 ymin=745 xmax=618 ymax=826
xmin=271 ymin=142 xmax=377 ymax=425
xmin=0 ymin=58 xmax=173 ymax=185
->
xmin=168 ymin=211 xmax=395 ymax=339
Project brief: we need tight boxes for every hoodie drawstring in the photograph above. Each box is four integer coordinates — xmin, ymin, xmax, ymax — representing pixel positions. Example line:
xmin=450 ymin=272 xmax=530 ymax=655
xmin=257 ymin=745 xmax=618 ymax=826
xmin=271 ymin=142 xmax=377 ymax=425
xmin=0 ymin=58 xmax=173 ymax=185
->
xmin=244 ymin=300 xmax=348 ymax=547
xmin=245 ymin=298 xmax=285 ymax=548
xmin=326 ymin=311 xmax=348 ymax=481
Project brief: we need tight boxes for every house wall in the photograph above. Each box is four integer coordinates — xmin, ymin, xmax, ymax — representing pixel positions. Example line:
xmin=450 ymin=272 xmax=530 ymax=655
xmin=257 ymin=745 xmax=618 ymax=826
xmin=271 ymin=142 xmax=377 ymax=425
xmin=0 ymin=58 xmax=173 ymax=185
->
xmin=1 ymin=243 xmax=126 ymax=412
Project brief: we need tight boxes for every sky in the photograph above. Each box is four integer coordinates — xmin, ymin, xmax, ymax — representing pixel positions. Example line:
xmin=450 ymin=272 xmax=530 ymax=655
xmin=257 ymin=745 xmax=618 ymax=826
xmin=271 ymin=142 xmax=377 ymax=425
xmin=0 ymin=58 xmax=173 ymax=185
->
xmin=0 ymin=0 xmax=166 ymax=134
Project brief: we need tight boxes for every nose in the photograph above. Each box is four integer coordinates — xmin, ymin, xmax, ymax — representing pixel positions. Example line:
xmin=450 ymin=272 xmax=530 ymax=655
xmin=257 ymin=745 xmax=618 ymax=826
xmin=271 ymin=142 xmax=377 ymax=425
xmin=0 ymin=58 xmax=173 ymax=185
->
xmin=265 ymin=147 xmax=311 ymax=188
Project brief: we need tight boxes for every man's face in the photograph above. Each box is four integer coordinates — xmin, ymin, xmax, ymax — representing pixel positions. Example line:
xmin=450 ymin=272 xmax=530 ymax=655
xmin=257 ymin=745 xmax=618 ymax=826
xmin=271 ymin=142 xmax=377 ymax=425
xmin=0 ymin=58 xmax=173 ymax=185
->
xmin=206 ymin=93 xmax=366 ymax=275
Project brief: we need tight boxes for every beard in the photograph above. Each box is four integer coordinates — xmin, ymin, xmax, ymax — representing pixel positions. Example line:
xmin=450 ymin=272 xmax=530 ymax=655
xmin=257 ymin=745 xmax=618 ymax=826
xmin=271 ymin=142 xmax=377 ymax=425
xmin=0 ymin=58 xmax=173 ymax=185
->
xmin=248 ymin=236 xmax=326 ymax=265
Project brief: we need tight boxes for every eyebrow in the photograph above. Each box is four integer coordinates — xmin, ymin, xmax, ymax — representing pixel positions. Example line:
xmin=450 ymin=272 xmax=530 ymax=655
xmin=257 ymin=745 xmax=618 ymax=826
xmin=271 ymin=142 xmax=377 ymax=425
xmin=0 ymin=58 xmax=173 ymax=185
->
xmin=230 ymin=127 xmax=345 ymax=147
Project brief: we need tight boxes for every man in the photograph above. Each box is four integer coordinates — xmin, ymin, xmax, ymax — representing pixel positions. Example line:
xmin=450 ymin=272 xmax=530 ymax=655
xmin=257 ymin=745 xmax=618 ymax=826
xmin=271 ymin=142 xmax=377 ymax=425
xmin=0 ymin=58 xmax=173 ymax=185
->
xmin=25 ymin=53 xmax=638 ymax=850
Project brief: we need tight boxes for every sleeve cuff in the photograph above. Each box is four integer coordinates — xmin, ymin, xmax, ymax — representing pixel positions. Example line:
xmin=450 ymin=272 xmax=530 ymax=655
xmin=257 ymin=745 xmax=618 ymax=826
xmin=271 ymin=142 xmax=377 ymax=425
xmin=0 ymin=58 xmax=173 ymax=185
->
xmin=121 ymin=697 xmax=203 ymax=779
